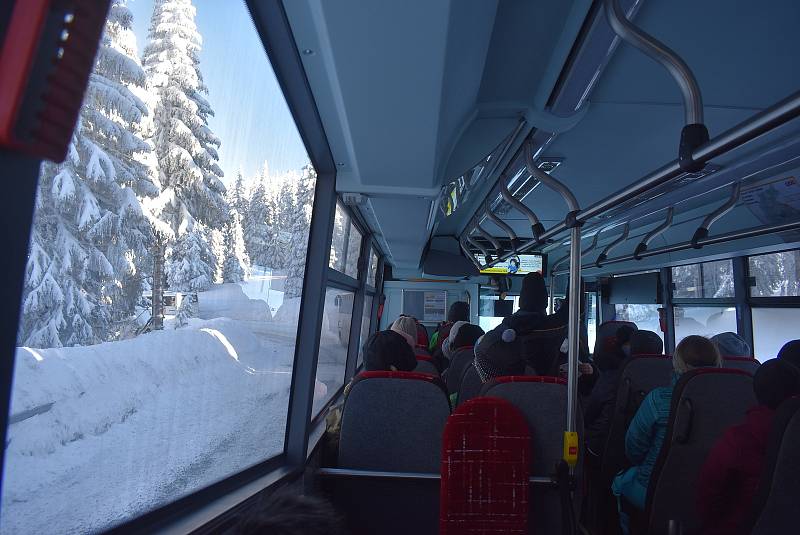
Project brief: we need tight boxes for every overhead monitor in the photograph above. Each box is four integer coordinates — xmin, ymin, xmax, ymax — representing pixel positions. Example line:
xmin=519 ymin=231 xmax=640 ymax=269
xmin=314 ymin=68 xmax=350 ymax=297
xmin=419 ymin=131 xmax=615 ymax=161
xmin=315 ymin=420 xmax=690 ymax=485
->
xmin=476 ymin=253 xmax=544 ymax=275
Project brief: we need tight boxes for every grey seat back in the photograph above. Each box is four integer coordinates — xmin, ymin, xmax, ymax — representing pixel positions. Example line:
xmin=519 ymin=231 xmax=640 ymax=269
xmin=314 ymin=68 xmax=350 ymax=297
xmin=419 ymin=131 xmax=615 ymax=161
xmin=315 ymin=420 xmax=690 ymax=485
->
xmin=444 ymin=346 xmax=474 ymax=393
xmin=478 ymin=377 xmax=584 ymax=534
xmin=339 ymin=371 xmax=450 ymax=472
xmin=646 ymin=369 xmax=756 ymax=534
xmin=456 ymin=363 xmax=482 ymax=406
xmin=722 ymin=356 xmax=760 ymax=374
xmin=413 ymin=358 xmax=439 ymax=376
xmin=601 ymin=356 xmax=673 ymax=481
xmin=749 ymin=397 xmax=800 ymax=535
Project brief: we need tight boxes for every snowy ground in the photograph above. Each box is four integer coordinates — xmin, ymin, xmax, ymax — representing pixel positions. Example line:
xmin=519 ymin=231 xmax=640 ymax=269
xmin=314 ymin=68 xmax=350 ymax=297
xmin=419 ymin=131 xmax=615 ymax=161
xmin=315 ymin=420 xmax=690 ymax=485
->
xmin=1 ymin=281 xmax=335 ymax=535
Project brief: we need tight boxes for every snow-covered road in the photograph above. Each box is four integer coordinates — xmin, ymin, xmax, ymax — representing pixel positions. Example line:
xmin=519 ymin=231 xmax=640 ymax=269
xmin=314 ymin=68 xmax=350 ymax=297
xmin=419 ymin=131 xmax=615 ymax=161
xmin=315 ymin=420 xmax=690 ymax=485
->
xmin=0 ymin=284 xmax=336 ymax=534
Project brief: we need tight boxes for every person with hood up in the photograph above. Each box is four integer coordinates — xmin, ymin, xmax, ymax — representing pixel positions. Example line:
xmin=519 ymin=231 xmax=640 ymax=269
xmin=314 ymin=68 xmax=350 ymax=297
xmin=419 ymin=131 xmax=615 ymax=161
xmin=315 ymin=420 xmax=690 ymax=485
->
xmin=696 ymin=358 xmax=800 ymax=535
xmin=429 ymin=301 xmax=470 ymax=353
xmin=612 ymin=335 xmax=722 ymax=533
xmin=777 ymin=339 xmax=800 ymax=370
xmin=390 ymin=316 xmax=419 ymax=351
xmin=711 ymin=332 xmax=752 ymax=357
xmin=440 ymin=322 xmax=485 ymax=390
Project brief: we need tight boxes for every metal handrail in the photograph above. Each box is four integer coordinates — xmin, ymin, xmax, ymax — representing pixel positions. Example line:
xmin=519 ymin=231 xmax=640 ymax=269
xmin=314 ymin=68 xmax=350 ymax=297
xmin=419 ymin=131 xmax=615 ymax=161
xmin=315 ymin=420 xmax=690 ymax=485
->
xmin=466 ymin=231 xmax=491 ymax=266
xmin=634 ymin=207 xmax=674 ymax=259
xmin=499 ymin=174 xmax=545 ymax=241
xmin=484 ymin=90 xmax=800 ymax=269
xmin=596 ymin=223 xmax=629 ymax=267
xmin=604 ymin=0 xmax=703 ymax=126
xmin=524 ymin=141 xmax=579 ymax=214
xmin=316 ymin=467 xmax=557 ymax=485
xmin=484 ymin=199 xmax=521 ymax=251
xmin=474 ymin=219 xmax=503 ymax=256
xmin=552 ymin=220 xmax=800 ymax=275
xmin=690 ymin=182 xmax=741 ymax=248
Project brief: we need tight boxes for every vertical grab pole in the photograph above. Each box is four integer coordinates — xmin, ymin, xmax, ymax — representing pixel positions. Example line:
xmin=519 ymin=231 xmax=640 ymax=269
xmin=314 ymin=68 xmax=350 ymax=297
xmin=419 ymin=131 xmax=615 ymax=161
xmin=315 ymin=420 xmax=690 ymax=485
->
xmin=565 ymin=224 xmax=582 ymax=471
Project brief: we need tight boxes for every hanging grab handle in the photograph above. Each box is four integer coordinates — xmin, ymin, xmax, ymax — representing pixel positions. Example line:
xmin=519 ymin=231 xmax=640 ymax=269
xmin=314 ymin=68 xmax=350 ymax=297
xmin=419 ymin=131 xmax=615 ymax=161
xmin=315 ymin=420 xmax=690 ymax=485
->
xmin=604 ymin=0 xmax=709 ymax=172
xmin=499 ymin=174 xmax=545 ymax=242
xmin=460 ymin=235 xmax=484 ymax=271
xmin=691 ymin=183 xmax=741 ymax=249
xmin=524 ymin=141 xmax=580 ymax=227
xmin=596 ymin=223 xmax=629 ymax=267
xmin=465 ymin=231 xmax=492 ymax=265
xmin=634 ymin=207 xmax=674 ymax=259
xmin=550 ymin=231 xmax=600 ymax=276
xmin=484 ymin=200 xmax=522 ymax=252
xmin=474 ymin=218 xmax=504 ymax=258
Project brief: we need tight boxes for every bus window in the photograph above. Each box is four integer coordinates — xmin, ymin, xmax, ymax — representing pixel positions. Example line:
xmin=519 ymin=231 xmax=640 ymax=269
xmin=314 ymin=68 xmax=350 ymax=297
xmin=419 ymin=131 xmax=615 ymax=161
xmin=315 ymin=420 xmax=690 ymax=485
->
xmin=366 ymin=249 xmax=379 ymax=288
xmin=748 ymin=250 xmax=800 ymax=297
xmin=752 ymin=308 xmax=799 ymax=361
xmin=329 ymin=203 xmax=362 ymax=279
xmin=3 ymin=2 xmax=315 ymax=533
xmin=614 ymin=304 xmax=665 ymax=344
xmin=357 ymin=295 xmax=374 ymax=367
xmin=587 ymin=293 xmax=598 ymax=352
xmin=674 ymin=306 xmax=737 ymax=345
xmin=672 ymin=259 xmax=734 ymax=299
xmin=314 ymin=288 xmax=354 ymax=414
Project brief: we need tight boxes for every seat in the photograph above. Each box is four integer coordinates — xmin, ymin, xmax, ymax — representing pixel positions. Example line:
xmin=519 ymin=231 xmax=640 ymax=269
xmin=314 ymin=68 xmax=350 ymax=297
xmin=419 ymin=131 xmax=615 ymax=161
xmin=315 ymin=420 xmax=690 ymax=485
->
xmin=516 ymin=323 xmax=568 ymax=376
xmin=415 ymin=345 xmax=432 ymax=358
xmin=443 ymin=346 xmax=474 ymax=393
xmin=414 ymin=356 xmax=439 ymax=376
xmin=748 ymin=396 xmax=800 ymax=534
xmin=455 ymin=363 xmax=482 ymax=406
xmin=593 ymin=320 xmax=637 ymax=356
xmin=479 ymin=376 xmax=583 ymax=534
xmin=440 ymin=397 xmax=531 ymax=535
xmin=601 ymin=355 xmax=673 ymax=483
xmin=645 ymin=369 xmax=756 ymax=534
xmin=722 ymin=356 xmax=760 ymax=374
xmin=334 ymin=371 xmax=451 ymax=535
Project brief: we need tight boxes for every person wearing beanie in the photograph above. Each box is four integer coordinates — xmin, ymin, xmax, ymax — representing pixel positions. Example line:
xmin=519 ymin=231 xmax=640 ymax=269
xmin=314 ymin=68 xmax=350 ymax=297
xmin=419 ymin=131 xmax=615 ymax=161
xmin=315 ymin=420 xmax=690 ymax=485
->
xmin=440 ymin=323 xmax=485 ymax=390
xmin=428 ymin=301 xmax=470 ymax=353
xmin=473 ymin=325 xmax=525 ymax=383
xmin=697 ymin=359 xmax=800 ymax=535
xmin=711 ymin=332 xmax=752 ymax=357
xmin=613 ymin=335 xmax=722 ymax=531
xmin=777 ymin=339 xmax=800 ymax=370
xmin=390 ymin=316 xmax=418 ymax=350
xmin=630 ymin=330 xmax=664 ymax=357
xmin=518 ymin=272 xmax=548 ymax=314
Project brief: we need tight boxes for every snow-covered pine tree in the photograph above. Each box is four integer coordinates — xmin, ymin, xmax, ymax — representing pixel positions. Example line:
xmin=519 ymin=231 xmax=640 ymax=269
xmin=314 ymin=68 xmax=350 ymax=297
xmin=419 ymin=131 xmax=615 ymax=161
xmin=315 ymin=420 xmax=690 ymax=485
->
xmin=221 ymin=203 xmax=251 ymax=283
xmin=209 ymin=227 xmax=224 ymax=283
xmin=18 ymin=1 xmax=158 ymax=348
xmin=143 ymin=0 xmax=226 ymax=292
xmin=243 ymin=165 xmax=278 ymax=270
xmin=284 ymin=165 xmax=317 ymax=298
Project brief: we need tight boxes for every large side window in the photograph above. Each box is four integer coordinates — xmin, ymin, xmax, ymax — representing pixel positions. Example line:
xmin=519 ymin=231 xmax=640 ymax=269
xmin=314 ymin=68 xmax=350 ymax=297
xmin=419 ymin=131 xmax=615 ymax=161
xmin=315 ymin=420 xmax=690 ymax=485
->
xmin=748 ymin=249 xmax=800 ymax=360
xmin=314 ymin=287 xmax=354 ymax=413
xmin=670 ymin=259 xmax=736 ymax=345
xmin=328 ymin=202 xmax=362 ymax=280
xmin=3 ymin=2 xmax=316 ymax=533
xmin=748 ymin=250 xmax=800 ymax=297
xmin=614 ymin=304 xmax=665 ymax=344
xmin=671 ymin=259 xmax=734 ymax=298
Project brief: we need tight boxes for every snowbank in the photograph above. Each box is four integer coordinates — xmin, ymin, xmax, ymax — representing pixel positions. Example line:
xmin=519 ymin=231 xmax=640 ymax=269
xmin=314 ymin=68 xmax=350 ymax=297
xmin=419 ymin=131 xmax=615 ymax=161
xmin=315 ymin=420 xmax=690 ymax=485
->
xmin=197 ymin=283 xmax=272 ymax=322
xmin=2 ymin=316 xmax=325 ymax=535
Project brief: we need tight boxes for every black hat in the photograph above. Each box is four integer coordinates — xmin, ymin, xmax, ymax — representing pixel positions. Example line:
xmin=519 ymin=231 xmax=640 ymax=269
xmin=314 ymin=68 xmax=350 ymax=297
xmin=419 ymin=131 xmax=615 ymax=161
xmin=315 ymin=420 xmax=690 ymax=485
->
xmin=452 ymin=323 xmax=484 ymax=349
xmin=474 ymin=325 xmax=524 ymax=382
xmin=363 ymin=330 xmax=416 ymax=372
xmin=518 ymin=272 xmax=548 ymax=313
xmin=753 ymin=358 xmax=800 ymax=409
xmin=630 ymin=330 xmax=664 ymax=356
xmin=448 ymin=301 xmax=470 ymax=322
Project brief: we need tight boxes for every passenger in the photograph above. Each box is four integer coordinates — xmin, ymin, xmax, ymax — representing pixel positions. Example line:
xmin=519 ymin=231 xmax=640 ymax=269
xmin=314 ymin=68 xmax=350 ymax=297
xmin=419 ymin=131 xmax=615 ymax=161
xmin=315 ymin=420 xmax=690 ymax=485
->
xmin=473 ymin=326 xmax=525 ymax=383
xmin=324 ymin=330 xmax=417 ymax=464
xmin=696 ymin=359 xmax=800 ymax=535
xmin=440 ymin=322 xmax=484 ymax=380
xmin=629 ymin=329 xmax=664 ymax=357
xmin=777 ymin=339 xmax=800 ymax=370
xmin=583 ymin=325 xmax=637 ymax=456
xmin=612 ymin=335 xmax=721 ymax=533
xmin=429 ymin=301 xmax=470 ymax=352
xmin=390 ymin=316 xmax=418 ymax=350
xmin=711 ymin=331 xmax=752 ymax=357
xmin=236 ymin=491 xmax=345 ymax=534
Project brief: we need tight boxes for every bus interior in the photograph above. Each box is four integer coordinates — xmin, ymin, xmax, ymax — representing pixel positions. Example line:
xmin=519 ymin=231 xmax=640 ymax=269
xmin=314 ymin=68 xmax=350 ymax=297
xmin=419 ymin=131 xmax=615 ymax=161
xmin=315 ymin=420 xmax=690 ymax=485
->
xmin=0 ymin=0 xmax=799 ymax=534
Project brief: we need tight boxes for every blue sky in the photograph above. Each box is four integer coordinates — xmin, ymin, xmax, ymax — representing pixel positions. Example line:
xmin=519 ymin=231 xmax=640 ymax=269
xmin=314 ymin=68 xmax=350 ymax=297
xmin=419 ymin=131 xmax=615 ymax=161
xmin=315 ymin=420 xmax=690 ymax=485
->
xmin=127 ymin=0 xmax=310 ymax=185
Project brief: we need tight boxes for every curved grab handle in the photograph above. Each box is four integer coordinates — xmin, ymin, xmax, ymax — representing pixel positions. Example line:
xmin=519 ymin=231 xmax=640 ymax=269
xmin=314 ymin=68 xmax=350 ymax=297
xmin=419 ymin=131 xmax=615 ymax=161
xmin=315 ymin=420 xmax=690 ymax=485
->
xmin=466 ymin=229 xmax=493 ymax=265
xmin=499 ymin=174 xmax=545 ymax=242
xmin=459 ymin=235 xmax=483 ymax=271
xmin=634 ymin=208 xmax=674 ymax=260
xmin=474 ymin=219 xmax=503 ymax=258
xmin=550 ymin=231 xmax=600 ymax=276
xmin=691 ymin=183 xmax=741 ymax=249
xmin=596 ymin=223 xmax=630 ymax=267
xmin=484 ymin=200 xmax=522 ymax=252
xmin=524 ymin=141 xmax=580 ymax=223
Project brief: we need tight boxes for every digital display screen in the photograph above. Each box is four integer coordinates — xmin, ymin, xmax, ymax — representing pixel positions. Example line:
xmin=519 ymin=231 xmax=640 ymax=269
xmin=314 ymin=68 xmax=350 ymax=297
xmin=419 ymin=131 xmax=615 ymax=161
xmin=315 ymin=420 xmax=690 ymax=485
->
xmin=476 ymin=254 xmax=544 ymax=275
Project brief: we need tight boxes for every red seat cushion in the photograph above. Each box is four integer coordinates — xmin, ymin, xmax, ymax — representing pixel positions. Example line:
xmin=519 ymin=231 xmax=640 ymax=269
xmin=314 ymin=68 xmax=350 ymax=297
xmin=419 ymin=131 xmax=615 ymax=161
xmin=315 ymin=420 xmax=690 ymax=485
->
xmin=440 ymin=397 xmax=531 ymax=534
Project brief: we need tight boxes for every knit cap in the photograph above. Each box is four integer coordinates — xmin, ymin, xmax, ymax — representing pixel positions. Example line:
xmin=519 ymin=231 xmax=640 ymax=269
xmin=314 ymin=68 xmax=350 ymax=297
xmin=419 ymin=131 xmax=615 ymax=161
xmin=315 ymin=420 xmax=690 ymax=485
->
xmin=474 ymin=325 xmax=524 ymax=382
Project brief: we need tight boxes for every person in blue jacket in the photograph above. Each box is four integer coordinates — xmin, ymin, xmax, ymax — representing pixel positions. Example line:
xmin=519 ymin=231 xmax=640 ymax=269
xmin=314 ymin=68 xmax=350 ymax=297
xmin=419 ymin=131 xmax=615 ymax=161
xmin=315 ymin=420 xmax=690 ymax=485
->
xmin=611 ymin=335 xmax=722 ymax=533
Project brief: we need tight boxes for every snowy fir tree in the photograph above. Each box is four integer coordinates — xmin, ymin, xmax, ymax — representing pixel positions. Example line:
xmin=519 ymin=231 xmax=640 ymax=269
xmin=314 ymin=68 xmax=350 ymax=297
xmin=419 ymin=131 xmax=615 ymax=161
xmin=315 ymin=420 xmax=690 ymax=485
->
xmin=221 ymin=206 xmax=251 ymax=283
xmin=19 ymin=1 xmax=158 ymax=348
xmin=243 ymin=164 xmax=279 ymax=269
xmin=209 ymin=227 xmax=225 ymax=283
xmin=142 ymin=0 xmax=226 ymax=292
xmin=284 ymin=165 xmax=317 ymax=298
